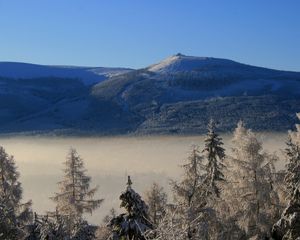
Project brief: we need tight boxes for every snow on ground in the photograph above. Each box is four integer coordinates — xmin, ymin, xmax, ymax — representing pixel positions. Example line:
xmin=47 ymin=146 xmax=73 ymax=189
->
xmin=148 ymin=54 xmax=209 ymax=73
xmin=147 ymin=53 xmax=235 ymax=73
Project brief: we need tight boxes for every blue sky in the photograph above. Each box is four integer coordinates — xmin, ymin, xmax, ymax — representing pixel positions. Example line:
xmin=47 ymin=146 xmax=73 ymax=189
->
xmin=0 ymin=0 xmax=299 ymax=70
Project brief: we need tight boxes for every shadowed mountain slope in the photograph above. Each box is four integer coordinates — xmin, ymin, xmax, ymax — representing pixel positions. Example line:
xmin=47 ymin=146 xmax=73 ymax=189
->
xmin=1 ymin=55 xmax=300 ymax=135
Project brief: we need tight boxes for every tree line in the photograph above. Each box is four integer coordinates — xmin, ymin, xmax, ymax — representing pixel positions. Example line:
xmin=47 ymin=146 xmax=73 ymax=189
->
xmin=1 ymin=116 xmax=300 ymax=239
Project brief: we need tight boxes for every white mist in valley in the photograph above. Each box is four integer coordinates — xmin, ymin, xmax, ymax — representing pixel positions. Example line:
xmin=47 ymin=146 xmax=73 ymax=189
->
xmin=0 ymin=133 xmax=287 ymax=224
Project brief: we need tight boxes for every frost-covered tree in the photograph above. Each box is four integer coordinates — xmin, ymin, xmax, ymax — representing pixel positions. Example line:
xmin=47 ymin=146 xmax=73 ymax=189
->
xmin=224 ymin=121 xmax=279 ymax=238
xmin=203 ymin=119 xmax=226 ymax=198
xmin=96 ymin=208 xmax=117 ymax=240
xmin=108 ymin=176 xmax=152 ymax=240
xmin=26 ymin=211 xmax=97 ymax=240
xmin=0 ymin=203 xmax=23 ymax=239
xmin=151 ymin=203 xmax=236 ymax=240
xmin=170 ymin=145 xmax=210 ymax=239
xmin=34 ymin=213 xmax=68 ymax=240
xmin=0 ymin=146 xmax=32 ymax=240
xmin=159 ymin=144 xmax=232 ymax=240
xmin=144 ymin=182 xmax=167 ymax=226
xmin=272 ymin=188 xmax=300 ymax=240
xmin=24 ymin=213 xmax=43 ymax=240
xmin=272 ymin=114 xmax=300 ymax=240
xmin=71 ymin=219 xmax=98 ymax=240
xmin=51 ymin=148 xmax=103 ymax=235
xmin=150 ymin=204 xmax=192 ymax=240
xmin=284 ymin=132 xmax=300 ymax=199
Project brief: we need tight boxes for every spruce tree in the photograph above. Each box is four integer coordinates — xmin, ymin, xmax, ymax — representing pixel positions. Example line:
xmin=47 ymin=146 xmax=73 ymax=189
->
xmin=203 ymin=119 xmax=226 ymax=197
xmin=0 ymin=146 xmax=32 ymax=240
xmin=51 ymin=148 xmax=103 ymax=235
xmin=108 ymin=176 xmax=152 ymax=240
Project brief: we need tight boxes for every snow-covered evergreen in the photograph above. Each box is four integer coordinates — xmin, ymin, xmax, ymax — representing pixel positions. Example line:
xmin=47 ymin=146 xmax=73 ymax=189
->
xmin=108 ymin=176 xmax=152 ymax=240
xmin=284 ymin=118 xmax=300 ymax=199
xmin=0 ymin=146 xmax=32 ymax=240
xmin=272 ymin=114 xmax=300 ymax=239
xmin=203 ymin=119 xmax=226 ymax=198
xmin=170 ymin=145 xmax=210 ymax=239
xmin=272 ymin=188 xmax=300 ymax=240
xmin=36 ymin=212 xmax=68 ymax=240
xmin=25 ymin=211 xmax=98 ymax=240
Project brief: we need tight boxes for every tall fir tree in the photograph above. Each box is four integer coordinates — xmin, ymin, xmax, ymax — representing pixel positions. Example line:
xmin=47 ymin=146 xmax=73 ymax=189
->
xmin=108 ymin=176 xmax=152 ymax=240
xmin=51 ymin=148 xmax=103 ymax=235
xmin=203 ymin=119 xmax=226 ymax=198
xmin=0 ymin=146 xmax=32 ymax=240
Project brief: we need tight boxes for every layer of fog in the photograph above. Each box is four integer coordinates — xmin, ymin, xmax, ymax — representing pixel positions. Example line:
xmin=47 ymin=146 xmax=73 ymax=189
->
xmin=0 ymin=133 xmax=287 ymax=224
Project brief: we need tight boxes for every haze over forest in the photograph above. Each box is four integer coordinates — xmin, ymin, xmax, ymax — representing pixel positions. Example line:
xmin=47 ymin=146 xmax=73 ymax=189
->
xmin=0 ymin=133 xmax=287 ymax=223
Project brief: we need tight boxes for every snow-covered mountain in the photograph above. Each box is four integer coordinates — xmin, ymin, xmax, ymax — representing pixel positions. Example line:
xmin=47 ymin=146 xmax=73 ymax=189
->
xmin=148 ymin=53 xmax=237 ymax=73
xmin=1 ymin=55 xmax=300 ymax=135
xmin=0 ymin=62 xmax=132 ymax=85
xmin=92 ymin=54 xmax=300 ymax=134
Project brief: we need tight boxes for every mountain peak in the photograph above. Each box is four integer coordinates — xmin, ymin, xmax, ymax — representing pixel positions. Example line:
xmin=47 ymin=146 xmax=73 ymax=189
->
xmin=147 ymin=54 xmax=215 ymax=73
xmin=174 ymin=53 xmax=185 ymax=57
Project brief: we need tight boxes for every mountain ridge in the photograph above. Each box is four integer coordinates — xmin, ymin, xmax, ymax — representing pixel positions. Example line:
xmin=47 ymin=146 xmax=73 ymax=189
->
xmin=147 ymin=53 xmax=300 ymax=74
xmin=0 ymin=61 xmax=132 ymax=85
xmin=1 ymin=54 xmax=300 ymax=135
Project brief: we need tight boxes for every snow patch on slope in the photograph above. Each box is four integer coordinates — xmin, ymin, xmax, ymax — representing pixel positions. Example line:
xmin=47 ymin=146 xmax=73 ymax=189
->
xmin=0 ymin=62 xmax=132 ymax=86
xmin=148 ymin=53 xmax=219 ymax=73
